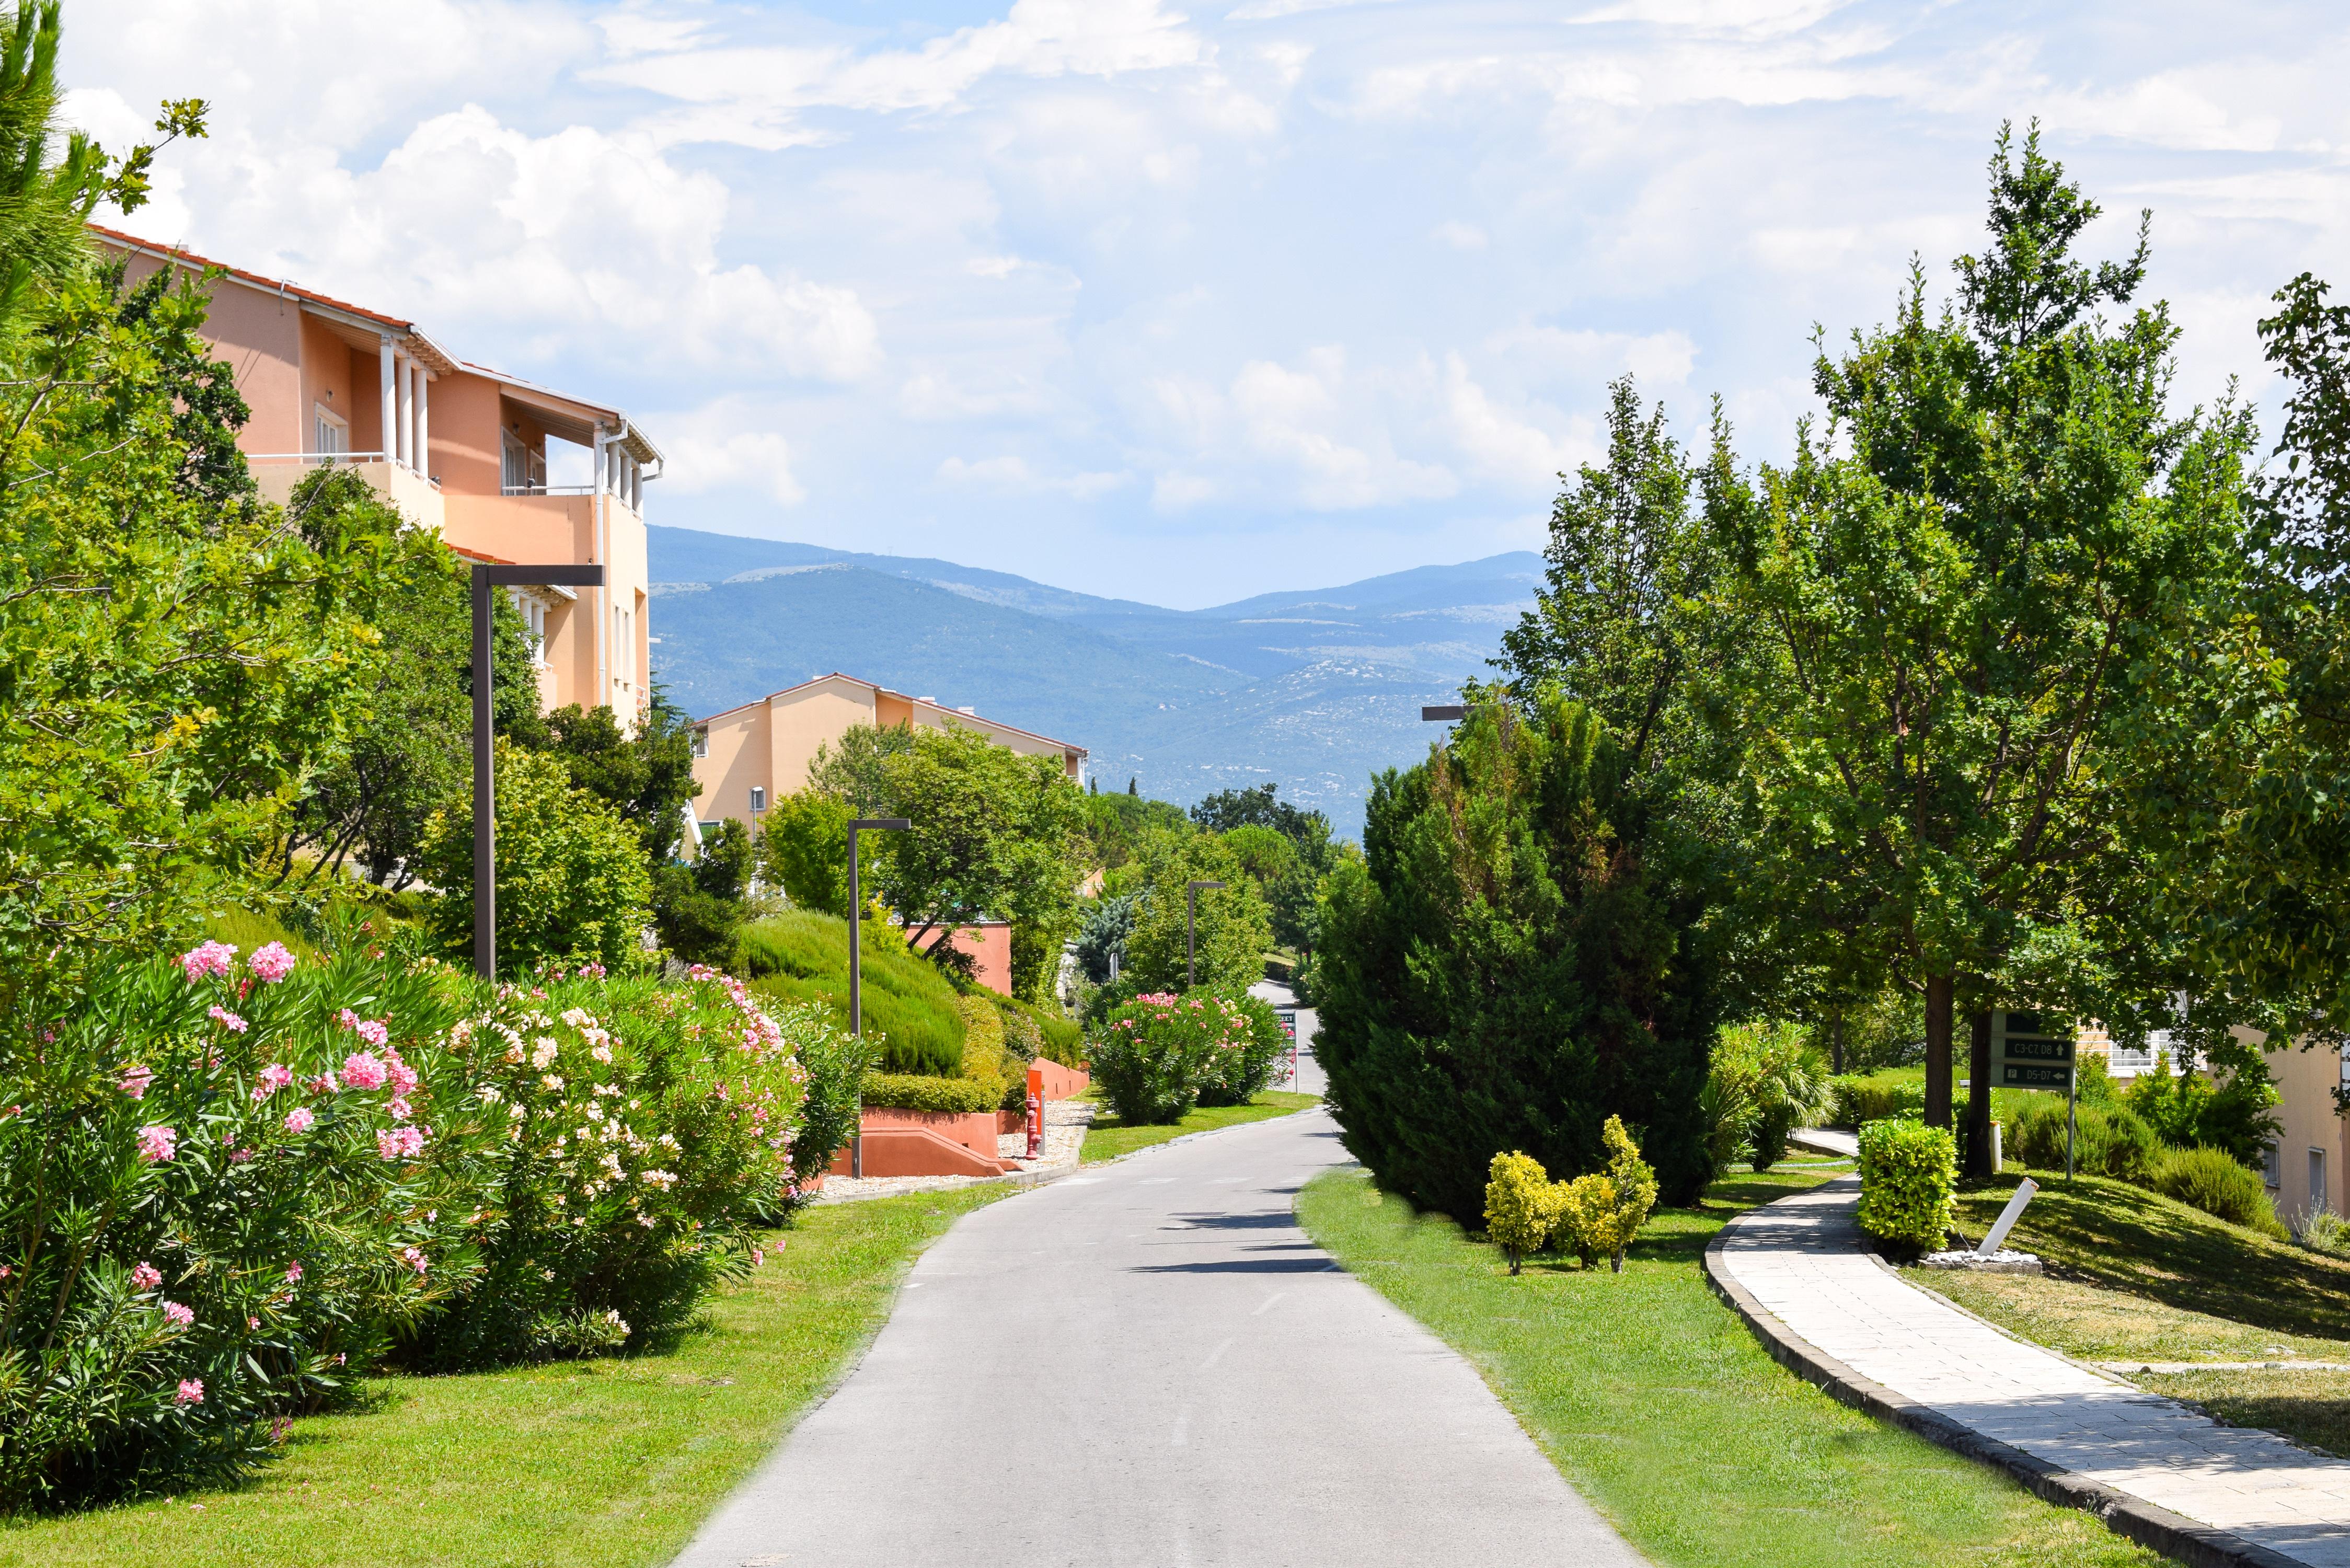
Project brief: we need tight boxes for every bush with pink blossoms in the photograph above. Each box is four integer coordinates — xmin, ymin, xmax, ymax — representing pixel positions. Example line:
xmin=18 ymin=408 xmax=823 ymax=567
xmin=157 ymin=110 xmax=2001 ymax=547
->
xmin=0 ymin=941 xmax=478 ymax=1508
xmin=1088 ymin=988 xmax=1288 ymax=1125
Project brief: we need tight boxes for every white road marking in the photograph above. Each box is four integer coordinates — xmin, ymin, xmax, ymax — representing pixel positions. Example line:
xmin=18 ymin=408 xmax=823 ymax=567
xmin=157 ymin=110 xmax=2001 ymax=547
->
xmin=1201 ymin=1336 xmax=1235 ymax=1370
xmin=1172 ymin=1405 xmax=1191 ymax=1447
xmin=1253 ymin=1292 xmax=1288 ymax=1316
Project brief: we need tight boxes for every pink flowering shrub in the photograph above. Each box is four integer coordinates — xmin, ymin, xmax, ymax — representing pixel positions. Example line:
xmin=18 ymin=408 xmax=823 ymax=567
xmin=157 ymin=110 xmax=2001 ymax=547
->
xmin=397 ymin=965 xmax=817 ymax=1370
xmin=1090 ymin=988 xmax=1288 ymax=1125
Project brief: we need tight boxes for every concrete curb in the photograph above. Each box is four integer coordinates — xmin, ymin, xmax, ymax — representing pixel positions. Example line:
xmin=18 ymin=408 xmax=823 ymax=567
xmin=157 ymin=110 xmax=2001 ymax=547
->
xmin=1701 ymin=1192 xmax=2308 ymax=1568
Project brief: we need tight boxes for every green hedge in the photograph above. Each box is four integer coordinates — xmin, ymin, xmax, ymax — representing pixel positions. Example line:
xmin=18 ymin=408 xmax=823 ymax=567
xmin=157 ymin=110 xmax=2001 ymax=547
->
xmin=736 ymin=909 xmax=964 ymax=1075
xmin=998 ymin=992 xmax=1084 ymax=1067
xmin=2008 ymin=1096 xmax=2158 ymax=1180
xmin=860 ymin=1071 xmax=1004 ymax=1114
xmin=1856 ymin=1118 xmax=1956 ymax=1251
xmin=1829 ymin=1071 xmax=1925 ymax=1128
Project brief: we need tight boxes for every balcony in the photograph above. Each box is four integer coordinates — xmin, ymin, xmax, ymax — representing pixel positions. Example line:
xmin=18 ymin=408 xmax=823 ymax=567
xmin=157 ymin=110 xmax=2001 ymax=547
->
xmin=247 ymin=453 xmax=444 ymax=531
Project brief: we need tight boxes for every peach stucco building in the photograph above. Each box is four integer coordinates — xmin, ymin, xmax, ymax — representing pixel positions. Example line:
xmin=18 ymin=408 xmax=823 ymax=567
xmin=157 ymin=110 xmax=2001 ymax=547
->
xmin=691 ymin=673 xmax=1086 ymax=832
xmin=92 ymin=225 xmax=663 ymax=724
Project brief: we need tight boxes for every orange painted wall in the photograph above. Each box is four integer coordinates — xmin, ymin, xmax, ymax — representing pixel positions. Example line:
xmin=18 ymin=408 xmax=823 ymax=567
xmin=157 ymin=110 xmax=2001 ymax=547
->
xmin=913 ymin=921 xmax=1013 ymax=996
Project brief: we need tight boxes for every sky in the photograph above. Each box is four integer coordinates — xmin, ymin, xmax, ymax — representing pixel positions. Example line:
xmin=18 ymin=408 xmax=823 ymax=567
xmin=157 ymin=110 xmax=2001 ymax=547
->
xmin=63 ymin=0 xmax=2350 ymax=608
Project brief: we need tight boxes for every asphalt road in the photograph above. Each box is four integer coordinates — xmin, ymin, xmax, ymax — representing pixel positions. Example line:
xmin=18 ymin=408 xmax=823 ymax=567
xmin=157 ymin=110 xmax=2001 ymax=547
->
xmin=670 ymin=1104 xmax=1643 ymax=1568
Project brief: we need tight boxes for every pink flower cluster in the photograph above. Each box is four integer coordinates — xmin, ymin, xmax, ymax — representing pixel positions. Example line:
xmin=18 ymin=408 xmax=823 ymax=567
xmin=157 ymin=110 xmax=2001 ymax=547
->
xmin=252 ymin=1064 xmax=294 ymax=1101
xmin=376 ymin=1125 xmax=426 ymax=1161
xmin=283 ymin=1106 xmax=315 ymax=1134
xmin=118 ymin=1064 xmax=154 ymax=1100
xmin=207 ymin=1005 xmax=248 ymax=1034
xmin=400 ymin=1246 xmax=428 ymax=1275
xmin=130 ymin=1261 xmax=163 ymax=1290
xmin=341 ymin=1053 xmax=388 ymax=1091
xmin=176 ymin=1378 xmax=204 ymax=1405
xmin=160 ymin=1300 xmax=194 ymax=1329
xmin=136 ymin=1125 xmax=178 ymax=1164
xmin=284 ymin=1262 xmax=303 ymax=1284
xmin=248 ymin=941 xmax=297 ymax=983
xmin=179 ymin=940 xmax=237 ymax=982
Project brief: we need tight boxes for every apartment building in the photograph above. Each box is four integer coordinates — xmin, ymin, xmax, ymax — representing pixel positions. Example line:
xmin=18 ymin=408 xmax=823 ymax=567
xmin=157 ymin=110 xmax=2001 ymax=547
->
xmin=692 ymin=673 xmax=1086 ymax=832
xmin=92 ymin=225 xmax=662 ymax=724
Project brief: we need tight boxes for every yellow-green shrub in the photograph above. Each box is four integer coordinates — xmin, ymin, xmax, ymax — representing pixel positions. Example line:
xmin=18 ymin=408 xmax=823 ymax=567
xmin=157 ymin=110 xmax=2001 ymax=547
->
xmin=1856 ymin=1117 xmax=1957 ymax=1250
xmin=1483 ymin=1151 xmax=1560 ymax=1275
xmin=1554 ymin=1116 xmax=1660 ymax=1272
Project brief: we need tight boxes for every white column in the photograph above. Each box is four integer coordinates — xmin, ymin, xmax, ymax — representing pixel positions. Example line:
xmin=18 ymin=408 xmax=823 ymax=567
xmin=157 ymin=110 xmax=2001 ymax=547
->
xmin=394 ymin=356 xmax=414 ymax=468
xmin=414 ymin=371 xmax=430 ymax=480
xmin=630 ymin=454 xmax=643 ymax=514
xmin=378 ymin=339 xmax=396 ymax=461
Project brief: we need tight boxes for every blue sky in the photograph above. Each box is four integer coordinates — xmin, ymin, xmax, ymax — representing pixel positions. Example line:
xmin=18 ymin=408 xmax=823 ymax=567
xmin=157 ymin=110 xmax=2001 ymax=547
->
xmin=64 ymin=0 xmax=2350 ymax=606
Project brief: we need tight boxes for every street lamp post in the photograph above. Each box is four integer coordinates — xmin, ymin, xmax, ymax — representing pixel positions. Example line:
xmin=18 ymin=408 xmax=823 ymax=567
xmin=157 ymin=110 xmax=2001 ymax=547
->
xmin=1185 ymin=879 xmax=1225 ymax=990
xmin=471 ymin=561 xmax=605 ymax=981
xmin=846 ymin=816 xmax=911 ymax=1178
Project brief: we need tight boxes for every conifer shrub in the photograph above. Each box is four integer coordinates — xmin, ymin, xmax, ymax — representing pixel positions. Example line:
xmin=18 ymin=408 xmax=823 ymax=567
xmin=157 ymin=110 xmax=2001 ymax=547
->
xmin=1314 ymin=689 xmax=1719 ymax=1221
xmin=1483 ymin=1151 xmax=1559 ymax=1275
xmin=2148 ymin=1146 xmax=2288 ymax=1239
xmin=735 ymin=909 xmax=965 ymax=1075
xmin=2008 ymin=1096 xmax=2158 ymax=1180
xmin=1856 ymin=1119 xmax=1957 ymax=1251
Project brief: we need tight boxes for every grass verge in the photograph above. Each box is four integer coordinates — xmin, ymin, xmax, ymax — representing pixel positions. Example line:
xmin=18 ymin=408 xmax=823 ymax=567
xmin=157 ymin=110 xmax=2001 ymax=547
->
xmin=1297 ymin=1165 xmax=2172 ymax=1568
xmin=1911 ymin=1171 xmax=2350 ymax=1456
xmin=1079 ymin=1090 xmax=1319 ymax=1163
xmin=0 ymin=1186 xmax=1003 ymax=1568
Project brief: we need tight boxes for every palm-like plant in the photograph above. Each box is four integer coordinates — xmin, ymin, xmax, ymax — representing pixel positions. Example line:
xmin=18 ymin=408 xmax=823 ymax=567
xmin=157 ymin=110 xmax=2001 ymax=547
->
xmin=1714 ymin=1022 xmax=1836 ymax=1172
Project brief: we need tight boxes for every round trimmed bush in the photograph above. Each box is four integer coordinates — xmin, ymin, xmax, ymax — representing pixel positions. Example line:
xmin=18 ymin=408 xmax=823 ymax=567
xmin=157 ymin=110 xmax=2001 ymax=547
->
xmin=1856 ymin=1117 xmax=1956 ymax=1251
xmin=2148 ymin=1146 xmax=2288 ymax=1239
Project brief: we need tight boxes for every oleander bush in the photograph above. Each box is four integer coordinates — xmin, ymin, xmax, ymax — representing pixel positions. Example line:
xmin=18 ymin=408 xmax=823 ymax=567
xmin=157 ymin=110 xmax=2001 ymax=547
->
xmin=1856 ymin=1118 xmax=1957 ymax=1252
xmin=0 ymin=940 xmax=480 ymax=1509
xmin=2008 ymin=1096 xmax=2158 ymax=1181
xmin=2148 ymin=1146 xmax=2288 ymax=1240
xmin=1090 ymin=989 xmax=1276 ymax=1125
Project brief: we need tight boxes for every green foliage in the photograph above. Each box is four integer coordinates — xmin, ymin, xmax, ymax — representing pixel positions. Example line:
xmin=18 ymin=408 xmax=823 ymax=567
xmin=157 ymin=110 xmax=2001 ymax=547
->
xmin=807 ymin=720 xmax=916 ymax=816
xmin=2007 ymin=1096 xmax=2157 ymax=1181
xmin=1120 ymin=831 xmax=1274 ymax=996
xmin=1189 ymin=781 xmax=1333 ymax=871
xmin=858 ymin=1072 xmax=1000 ymax=1114
xmin=757 ymin=788 xmax=850 ymax=917
xmin=1553 ymin=1117 xmax=1661 ymax=1273
xmin=1078 ymin=787 xmax=1191 ymax=872
xmin=1074 ymin=892 xmax=1137 ymax=986
xmin=527 ymin=692 xmax=703 ymax=863
xmin=1694 ymin=1070 xmax=1753 ymax=1183
xmin=1194 ymin=991 xmax=1289 ymax=1108
xmin=999 ymin=991 xmax=1084 ymax=1068
xmin=1856 ymin=1119 xmax=1957 ymax=1251
xmin=1314 ymin=687 xmax=1720 ymax=1219
xmin=2300 ymin=1206 xmax=2348 ymax=1258
xmin=1828 ymin=1071 xmax=1927 ymax=1128
xmin=1711 ymin=1021 xmax=1833 ymax=1172
xmin=693 ymin=818 xmax=753 ymax=902
xmin=731 ymin=909 xmax=965 ymax=1077
xmin=2148 ymin=1146 xmax=2288 ymax=1240
xmin=649 ymin=864 xmax=740 ymax=967
xmin=418 ymin=740 xmax=652 ymax=975
xmin=2125 ymin=1047 xmax=2280 ymax=1169
xmin=1482 ymin=1151 xmax=1560 ymax=1275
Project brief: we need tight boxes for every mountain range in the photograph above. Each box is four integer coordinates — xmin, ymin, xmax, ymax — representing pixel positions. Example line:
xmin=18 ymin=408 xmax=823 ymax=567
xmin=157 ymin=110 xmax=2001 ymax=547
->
xmin=644 ymin=526 xmax=1545 ymax=839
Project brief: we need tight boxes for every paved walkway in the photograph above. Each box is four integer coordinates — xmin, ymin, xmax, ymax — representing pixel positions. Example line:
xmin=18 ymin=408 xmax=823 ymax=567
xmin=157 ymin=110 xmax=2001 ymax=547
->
xmin=1715 ymin=1175 xmax=2350 ymax=1565
xmin=672 ymin=1108 xmax=1643 ymax=1568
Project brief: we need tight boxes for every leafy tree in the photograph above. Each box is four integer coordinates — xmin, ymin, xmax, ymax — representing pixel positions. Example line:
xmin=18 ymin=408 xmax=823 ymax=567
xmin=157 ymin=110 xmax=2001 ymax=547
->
xmin=758 ymin=788 xmax=851 ymax=917
xmin=1120 ymin=831 xmax=1272 ymax=997
xmin=1190 ymin=781 xmax=1332 ymax=871
xmin=1078 ymin=786 xmax=1191 ymax=871
xmin=529 ymin=687 xmax=700 ymax=862
xmin=1703 ymin=125 xmax=2256 ymax=1169
xmin=418 ymin=740 xmax=651 ymax=974
xmin=1315 ymin=688 xmax=1720 ymax=1218
xmin=874 ymin=725 xmax=1086 ymax=1002
xmin=808 ymin=721 xmax=916 ymax=817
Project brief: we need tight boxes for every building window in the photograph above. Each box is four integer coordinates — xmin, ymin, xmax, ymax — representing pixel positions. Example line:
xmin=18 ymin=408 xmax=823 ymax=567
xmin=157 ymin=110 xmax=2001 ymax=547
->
xmin=2312 ymin=1148 xmax=2329 ymax=1213
xmin=313 ymin=403 xmax=348 ymax=456
xmin=2264 ymin=1141 xmax=2283 ymax=1190
xmin=692 ymin=727 xmax=708 ymax=759
xmin=501 ymin=429 xmax=547 ymax=494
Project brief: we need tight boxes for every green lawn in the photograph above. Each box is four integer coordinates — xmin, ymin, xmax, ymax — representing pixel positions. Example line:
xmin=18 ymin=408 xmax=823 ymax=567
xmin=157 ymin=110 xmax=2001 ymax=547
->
xmin=1297 ymin=1165 xmax=2173 ymax=1568
xmin=0 ymin=1187 xmax=1004 ymax=1568
xmin=1915 ymin=1172 xmax=2350 ymax=1456
xmin=1079 ymin=1089 xmax=1320 ymax=1163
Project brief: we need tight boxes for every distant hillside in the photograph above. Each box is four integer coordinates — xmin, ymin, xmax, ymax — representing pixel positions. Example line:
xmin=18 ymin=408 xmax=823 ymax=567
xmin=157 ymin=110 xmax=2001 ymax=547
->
xmin=645 ymin=526 xmax=1542 ymax=836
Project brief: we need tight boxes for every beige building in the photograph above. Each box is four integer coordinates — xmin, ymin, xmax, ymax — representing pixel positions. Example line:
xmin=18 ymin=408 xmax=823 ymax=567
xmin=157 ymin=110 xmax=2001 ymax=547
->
xmin=93 ymin=224 xmax=662 ymax=725
xmin=692 ymin=673 xmax=1086 ymax=833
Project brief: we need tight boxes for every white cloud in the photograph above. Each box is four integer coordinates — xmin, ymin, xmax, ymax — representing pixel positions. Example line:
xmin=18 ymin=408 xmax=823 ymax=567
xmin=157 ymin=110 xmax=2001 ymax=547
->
xmin=1444 ymin=355 xmax=1591 ymax=486
xmin=1431 ymin=220 xmax=1488 ymax=250
xmin=655 ymin=411 xmax=808 ymax=506
xmin=939 ymin=454 xmax=1130 ymax=498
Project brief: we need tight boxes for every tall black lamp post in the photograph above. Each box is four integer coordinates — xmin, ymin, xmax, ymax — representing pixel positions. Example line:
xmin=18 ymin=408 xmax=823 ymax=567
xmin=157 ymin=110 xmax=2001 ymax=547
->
xmin=846 ymin=816 xmax=911 ymax=1178
xmin=472 ymin=561 xmax=605 ymax=981
xmin=1185 ymin=879 xmax=1225 ymax=989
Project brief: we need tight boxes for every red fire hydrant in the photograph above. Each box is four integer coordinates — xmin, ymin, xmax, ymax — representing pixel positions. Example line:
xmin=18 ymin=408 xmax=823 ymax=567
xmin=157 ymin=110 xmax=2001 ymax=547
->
xmin=1026 ymin=1062 xmax=1044 ymax=1160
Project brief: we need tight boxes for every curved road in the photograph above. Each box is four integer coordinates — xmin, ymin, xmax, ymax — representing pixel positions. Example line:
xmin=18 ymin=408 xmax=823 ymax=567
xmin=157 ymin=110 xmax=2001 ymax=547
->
xmin=671 ymin=1105 xmax=1643 ymax=1567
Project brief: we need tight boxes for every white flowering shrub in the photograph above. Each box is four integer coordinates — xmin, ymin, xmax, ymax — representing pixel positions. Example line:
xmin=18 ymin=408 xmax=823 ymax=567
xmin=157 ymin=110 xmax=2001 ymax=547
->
xmin=396 ymin=964 xmax=816 ymax=1370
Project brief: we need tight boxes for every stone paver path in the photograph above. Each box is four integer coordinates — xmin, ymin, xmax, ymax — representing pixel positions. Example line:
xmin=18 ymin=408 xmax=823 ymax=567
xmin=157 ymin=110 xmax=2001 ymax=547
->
xmin=1717 ymin=1175 xmax=2350 ymax=1565
xmin=671 ymin=1107 xmax=1643 ymax=1567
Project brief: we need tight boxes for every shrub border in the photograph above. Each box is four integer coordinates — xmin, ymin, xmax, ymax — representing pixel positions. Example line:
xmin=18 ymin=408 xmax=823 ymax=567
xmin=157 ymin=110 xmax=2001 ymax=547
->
xmin=1699 ymin=1184 xmax=2303 ymax=1568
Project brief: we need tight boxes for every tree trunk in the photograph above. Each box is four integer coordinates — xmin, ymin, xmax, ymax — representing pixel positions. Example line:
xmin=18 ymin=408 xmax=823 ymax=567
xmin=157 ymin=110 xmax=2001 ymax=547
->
xmin=1829 ymin=1012 xmax=1846 ymax=1076
xmin=1966 ymin=1008 xmax=1995 ymax=1179
xmin=1923 ymin=975 xmax=1954 ymax=1131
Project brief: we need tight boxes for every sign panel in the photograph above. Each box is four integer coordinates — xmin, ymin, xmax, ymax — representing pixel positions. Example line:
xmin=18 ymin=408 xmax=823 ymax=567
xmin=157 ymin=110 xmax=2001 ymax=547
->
xmin=1991 ymin=1011 xmax=2075 ymax=1091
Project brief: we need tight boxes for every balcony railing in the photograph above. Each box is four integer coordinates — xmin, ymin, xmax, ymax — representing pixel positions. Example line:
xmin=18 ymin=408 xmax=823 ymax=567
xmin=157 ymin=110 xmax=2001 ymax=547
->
xmin=500 ymin=482 xmax=598 ymax=497
xmin=247 ymin=451 xmax=393 ymax=464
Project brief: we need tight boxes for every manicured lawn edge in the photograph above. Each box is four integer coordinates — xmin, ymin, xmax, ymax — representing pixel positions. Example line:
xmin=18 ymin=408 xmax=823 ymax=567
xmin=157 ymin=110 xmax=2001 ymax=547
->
xmin=1298 ymin=1166 xmax=2173 ymax=1568
xmin=1078 ymin=1090 xmax=1320 ymax=1164
xmin=0 ymin=1186 xmax=1006 ymax=1568
xmin=1700 ymin=1190 xmax=2276 ymax=1568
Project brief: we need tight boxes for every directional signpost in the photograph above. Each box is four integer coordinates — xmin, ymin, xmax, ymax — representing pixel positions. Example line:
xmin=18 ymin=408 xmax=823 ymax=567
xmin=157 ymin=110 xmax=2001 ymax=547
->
xmin=1991 ymin=1012 xmax=2078 ymax=1178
